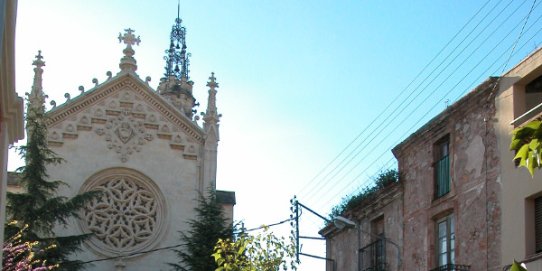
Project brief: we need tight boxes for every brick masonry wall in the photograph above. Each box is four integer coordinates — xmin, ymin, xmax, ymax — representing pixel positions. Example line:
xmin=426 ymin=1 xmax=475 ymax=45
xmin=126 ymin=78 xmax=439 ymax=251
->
xmin=394 ymin=81 xmax=501 ymax=271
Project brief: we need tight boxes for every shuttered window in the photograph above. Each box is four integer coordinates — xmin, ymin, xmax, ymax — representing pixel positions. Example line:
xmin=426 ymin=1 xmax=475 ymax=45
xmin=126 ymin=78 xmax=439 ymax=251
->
xmin=434 ymin=137 xmax=450 ymax=198
xmin=535 ymin=197 xmax=542 ymax=253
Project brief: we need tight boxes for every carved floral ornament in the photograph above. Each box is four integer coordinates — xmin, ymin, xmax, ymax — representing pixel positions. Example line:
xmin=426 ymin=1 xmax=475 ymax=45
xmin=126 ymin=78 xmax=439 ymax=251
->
xmin=78 ymin=168 xmax=167 ymax=257
xmin=47 ymin=88 xmax=200 ymax=162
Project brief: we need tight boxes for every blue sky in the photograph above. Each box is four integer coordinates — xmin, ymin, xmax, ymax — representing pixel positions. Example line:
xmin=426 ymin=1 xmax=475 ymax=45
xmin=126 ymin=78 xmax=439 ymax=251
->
xmin=10 ymin=1 xmax=542 ymax=270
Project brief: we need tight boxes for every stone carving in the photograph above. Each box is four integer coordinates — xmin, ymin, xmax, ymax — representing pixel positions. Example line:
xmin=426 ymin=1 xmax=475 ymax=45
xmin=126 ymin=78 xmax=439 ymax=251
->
xmin=148 ymin=114 xmax=157 ymax=123
xmin=96 ymin=111 xmax=153 ymax=162
xmin=47 ymin=82 xmax=200 ymax=160
xmin=95 ymin=108 xmax=104 ymax=117
xmin=66 ymin=124 xmax=75 ymax=133
xmin=80 ymin=115 xmax=90 ymax=125
xmin=80 ymin=168 xmax=166 ymax=257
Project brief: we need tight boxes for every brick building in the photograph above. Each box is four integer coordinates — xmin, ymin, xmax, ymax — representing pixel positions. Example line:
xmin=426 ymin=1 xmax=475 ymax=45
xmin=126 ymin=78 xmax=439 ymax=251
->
xmin=392 ymin=77 xmax=501 ymax=271
xmin=321 ymin=45 xmax=542 ymax=271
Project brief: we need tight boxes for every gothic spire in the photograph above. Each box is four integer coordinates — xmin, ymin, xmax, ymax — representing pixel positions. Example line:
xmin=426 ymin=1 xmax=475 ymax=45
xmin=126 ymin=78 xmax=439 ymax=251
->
xmin=203 ymin=73 xmax=221 ymax=129
xmin=163 ymin=3 xmax=190 ymax=81
xmin=27 ymin=50 xmax=46 ymax=115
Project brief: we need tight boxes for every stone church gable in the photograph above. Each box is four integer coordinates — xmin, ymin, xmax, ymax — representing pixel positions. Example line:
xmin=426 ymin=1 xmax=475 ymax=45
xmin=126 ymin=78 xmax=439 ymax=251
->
xmin=45 ymin=73 xmax=204 ymax=162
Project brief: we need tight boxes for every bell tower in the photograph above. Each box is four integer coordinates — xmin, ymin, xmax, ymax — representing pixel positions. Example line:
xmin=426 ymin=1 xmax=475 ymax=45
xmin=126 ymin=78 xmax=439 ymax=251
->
xmin=157 ymin=4 xmax=197 ymax=119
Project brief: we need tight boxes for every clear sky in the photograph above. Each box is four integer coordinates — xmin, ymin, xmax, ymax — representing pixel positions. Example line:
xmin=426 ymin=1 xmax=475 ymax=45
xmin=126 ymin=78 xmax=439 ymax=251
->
xmin=10 ymin=0 xmax=542 ymax=270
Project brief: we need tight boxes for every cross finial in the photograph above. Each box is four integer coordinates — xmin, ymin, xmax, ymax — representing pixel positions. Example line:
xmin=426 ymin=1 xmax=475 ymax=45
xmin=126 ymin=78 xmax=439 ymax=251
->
xmin=32 ymin=50 xmax=45 ymax=68
xmin=118 ymin=28 xmax=141 ymax=47
xmin=207 ymin=72 xmax=218 ymax=89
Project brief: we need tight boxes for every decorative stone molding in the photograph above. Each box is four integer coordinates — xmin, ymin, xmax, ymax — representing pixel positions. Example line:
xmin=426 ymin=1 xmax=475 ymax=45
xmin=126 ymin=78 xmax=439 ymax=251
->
xmin=79 ymin=168 xmax=167 ymax=257
xmin=46 ymin=81 xmax=201 ymax=162
xmin=46 ymin=77 xmax=204 ymax=143
xmin=95 ymin=110 xmax=154 ymax=162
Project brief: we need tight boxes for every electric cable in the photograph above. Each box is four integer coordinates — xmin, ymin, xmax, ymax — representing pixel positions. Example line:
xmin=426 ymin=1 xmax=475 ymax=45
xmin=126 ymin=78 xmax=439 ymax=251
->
xmin=301 ymin=1 xmax=541 ymax=209
xmin=295 ymin=0 xmax=499 ymax=198
xmin=298 ymin=0 xmax=527 ymax=205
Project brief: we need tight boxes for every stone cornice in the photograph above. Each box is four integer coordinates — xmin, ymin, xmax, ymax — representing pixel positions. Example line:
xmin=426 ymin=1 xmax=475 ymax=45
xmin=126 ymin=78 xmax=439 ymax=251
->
xmin=45 ymin=73 xmax=204 ymax=144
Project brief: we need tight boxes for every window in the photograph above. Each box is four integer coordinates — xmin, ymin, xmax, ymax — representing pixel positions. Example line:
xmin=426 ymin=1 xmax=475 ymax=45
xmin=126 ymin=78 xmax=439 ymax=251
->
xmin=434 ymin=137 xmax=450 ymax=198
xmin=372 ymin=217 xmax=385 ymax=270
xmin=436 ymin=215 xmax=455 ymax=267
xmin=360 ymin=217 xmax=386 ymax=271
xmin=535 ymin=196 xmax=542 ymax=253
xmin=525 ymin=75 xmax=542 ymax=114
xmin=511 ymin=74 xmax=542 ymax=126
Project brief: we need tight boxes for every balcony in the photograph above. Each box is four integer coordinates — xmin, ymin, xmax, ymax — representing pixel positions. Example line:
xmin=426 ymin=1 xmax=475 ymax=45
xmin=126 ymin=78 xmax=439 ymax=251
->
xmin=429 ymin=264 xmax=470 ymax=271
xmin=359 ymin=239 xmax=387 ymax=271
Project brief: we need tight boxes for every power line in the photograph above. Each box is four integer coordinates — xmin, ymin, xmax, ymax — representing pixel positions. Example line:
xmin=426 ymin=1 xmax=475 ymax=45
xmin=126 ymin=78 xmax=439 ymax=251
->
xmin=315 ymin=2 xmax=542 ymax=213
xmin=298 ymin=0 xmax=522 ymax=204
xmin=295 ymin=0 xmax=498 ymax=198
xmin=61 ymin=216 xmax=295 ymax=267
xmin=299 ymin=0 xmax=540 ymax=210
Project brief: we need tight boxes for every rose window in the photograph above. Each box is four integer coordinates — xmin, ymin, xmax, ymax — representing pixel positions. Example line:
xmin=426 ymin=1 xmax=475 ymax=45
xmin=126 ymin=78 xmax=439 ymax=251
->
xmin=79 ymin=168 xmax=166 ymax=256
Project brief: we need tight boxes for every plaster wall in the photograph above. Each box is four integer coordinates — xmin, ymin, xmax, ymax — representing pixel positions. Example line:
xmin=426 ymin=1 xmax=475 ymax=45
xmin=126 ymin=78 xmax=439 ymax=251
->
xmin=495 ymin=48 xmax=542 ymax=267
xmin=395 ymin=83 xmax=501 ymax=271
xmin=323 ymin=184 xmax=403 ymax=271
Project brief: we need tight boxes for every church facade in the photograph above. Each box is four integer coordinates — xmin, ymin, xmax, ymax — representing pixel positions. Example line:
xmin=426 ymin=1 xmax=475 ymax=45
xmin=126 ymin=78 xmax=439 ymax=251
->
xmin=21 ymin=15 xmax=234 ymax=270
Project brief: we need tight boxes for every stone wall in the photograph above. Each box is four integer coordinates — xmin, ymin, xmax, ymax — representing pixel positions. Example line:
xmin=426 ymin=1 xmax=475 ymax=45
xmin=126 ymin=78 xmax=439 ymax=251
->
xmin=320 ymin=182 xmax=403 ymax=271
xmin=393 ymin=78 xmax=501 ymax=271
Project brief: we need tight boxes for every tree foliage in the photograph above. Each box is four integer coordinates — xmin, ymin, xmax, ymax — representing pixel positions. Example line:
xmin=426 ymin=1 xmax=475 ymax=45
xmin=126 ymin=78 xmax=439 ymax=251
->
xmin=2 ymin=221 xmax=58 ymax=271
xmin=510 ymin=120 xmax=542 ymax=176
xmin=213 ymin=227 xmax=298 ymax=271
xmin=329 ymin=169 xmax=399 ymax=218
xmin=169 ymin=191 xmax=233 ymax=271
xmin=510 ymin=260 xmax=528 ymax=271
xmin=5 ymin=102 xmax=98 ymax=270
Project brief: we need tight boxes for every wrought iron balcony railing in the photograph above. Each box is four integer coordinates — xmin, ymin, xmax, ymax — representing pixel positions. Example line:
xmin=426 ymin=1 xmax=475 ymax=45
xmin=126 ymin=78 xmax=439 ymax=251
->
xmin=429 ymin=264 xmax=470 ymax=271
xmin=360 ymin=239 xmax=387 ymax=271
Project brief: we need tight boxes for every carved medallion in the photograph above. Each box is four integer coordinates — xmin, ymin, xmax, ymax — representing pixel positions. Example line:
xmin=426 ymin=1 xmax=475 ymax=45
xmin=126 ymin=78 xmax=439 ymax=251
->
xmin=79 ymin=168 xmax=167 ymax=257
xmin=95 ymin=111 xmax=153 ymax=162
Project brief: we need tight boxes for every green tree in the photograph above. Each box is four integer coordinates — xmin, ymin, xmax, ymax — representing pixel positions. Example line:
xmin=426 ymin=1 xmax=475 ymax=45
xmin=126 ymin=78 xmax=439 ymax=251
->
xmin=169 ymin=191 xmax=233 ymax=271
xmin=510 ymin=120 xmax=542 ymax=176
xmin=5 ymin=96 xmax=98 ymax=270
xmin=213 ymin=227 xmax=298 ymax=271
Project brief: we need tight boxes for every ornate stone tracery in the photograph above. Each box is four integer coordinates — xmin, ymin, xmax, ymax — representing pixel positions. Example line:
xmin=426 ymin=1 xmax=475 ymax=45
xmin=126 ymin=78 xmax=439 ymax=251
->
xmin=79 ymin=168 xmax=167 ymax=257
xmin=95 ymin=110 xmax=154 ymax=162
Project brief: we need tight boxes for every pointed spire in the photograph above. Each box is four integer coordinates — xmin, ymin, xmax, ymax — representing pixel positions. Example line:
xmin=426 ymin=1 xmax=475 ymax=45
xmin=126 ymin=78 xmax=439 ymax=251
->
xmin=203 ymin=72 xmax=221 ymax=127
xmin=118 ymin=28 xmax=141 ymax=73
xmin=157 ymin=6 xmax=196 ymax=119
xmin=27 ymin=51 xmax=46 ymax=115
xmin=162 ymin=6 xmax=190 ymax=81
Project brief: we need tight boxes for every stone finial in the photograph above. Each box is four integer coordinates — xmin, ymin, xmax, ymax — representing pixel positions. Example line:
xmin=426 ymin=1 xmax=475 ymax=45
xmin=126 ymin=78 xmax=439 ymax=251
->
xmin=27 ymin=50 xmax=46 ymax=116
xmin=118 ymin=28 xmax=141 ymax=48
xmin=118 ymin=28 xmax=140 ymax=73
xmin=32 ymin=50 xmax=45 ymax=68
xmin=203 ymin=72 xmax=221 ymax=128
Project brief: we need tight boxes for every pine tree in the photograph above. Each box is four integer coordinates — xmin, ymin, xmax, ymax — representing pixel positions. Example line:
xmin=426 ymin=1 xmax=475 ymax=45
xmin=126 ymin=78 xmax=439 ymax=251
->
xmin=4 ymin=51 xmax=97 ymax=270
xmin=169 ymin=191 xmax=233 ymax=271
